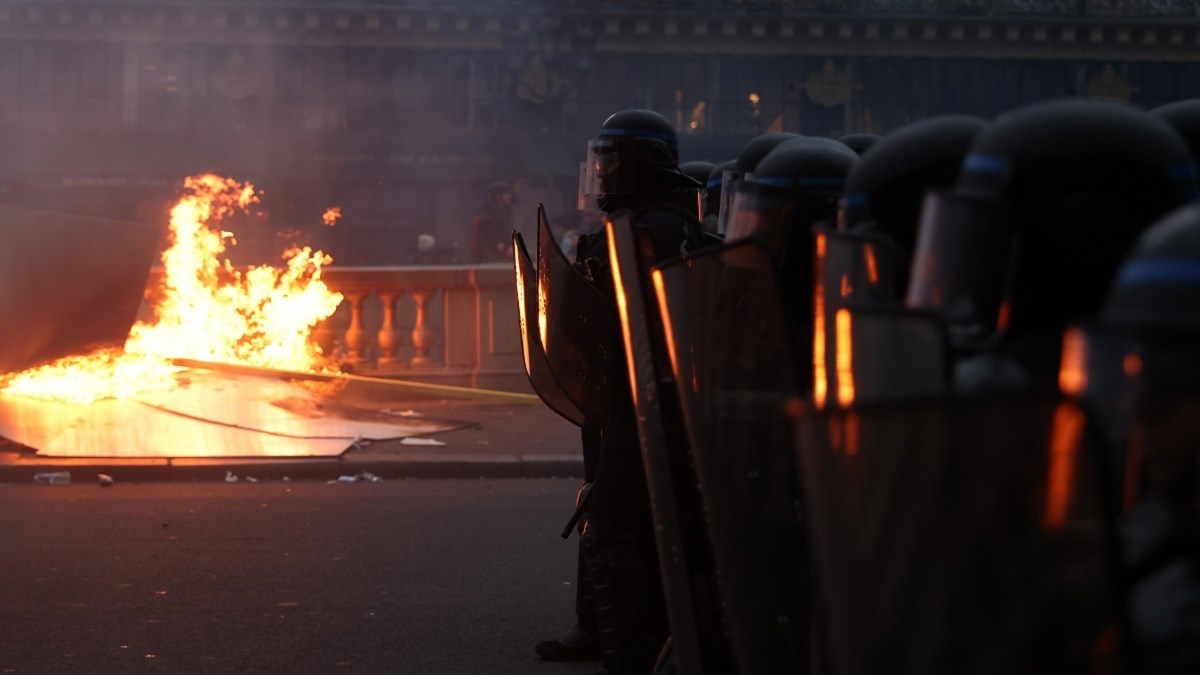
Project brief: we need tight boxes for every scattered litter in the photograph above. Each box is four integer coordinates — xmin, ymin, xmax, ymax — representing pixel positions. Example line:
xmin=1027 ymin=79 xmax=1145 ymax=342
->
xmin=282 ymin=476 xmax=291 ymax=482
xmin=33 ymin=471 xmax=71 ymax=485
xmin=245 ymin=476 xmax=258 ymax=483
xmin=97 ymin=474 xmax=114 ymax=487
xmin=383 ymin=409 xmax=424 ymax=417
xmin=224 ymin=470 xmax=238 ymax=483
xmin=400 ymin=437 xmax=447 ymax=447
xmin=330 ymin=471 xmax=384 ymax=484
xmin=477 ymin=440 xmax=490 ymax=446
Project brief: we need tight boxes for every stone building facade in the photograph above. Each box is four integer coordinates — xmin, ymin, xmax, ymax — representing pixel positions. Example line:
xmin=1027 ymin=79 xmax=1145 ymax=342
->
xmin=0 ymin=0 xmax=1195 ymax=264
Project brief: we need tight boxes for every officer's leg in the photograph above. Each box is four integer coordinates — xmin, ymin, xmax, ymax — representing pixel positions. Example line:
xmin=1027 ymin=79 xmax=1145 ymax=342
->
xmin=583 ymin=412 xmax=667 ymax=675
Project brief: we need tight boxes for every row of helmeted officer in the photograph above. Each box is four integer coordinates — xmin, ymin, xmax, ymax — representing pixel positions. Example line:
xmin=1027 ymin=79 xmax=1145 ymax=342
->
xmin=520 ymin=98 xmax=1200 ymax=674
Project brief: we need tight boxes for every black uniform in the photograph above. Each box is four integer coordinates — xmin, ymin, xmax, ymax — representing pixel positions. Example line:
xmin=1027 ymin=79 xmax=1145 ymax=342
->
xmin=574 ymin=109 xmax=705 ymax=674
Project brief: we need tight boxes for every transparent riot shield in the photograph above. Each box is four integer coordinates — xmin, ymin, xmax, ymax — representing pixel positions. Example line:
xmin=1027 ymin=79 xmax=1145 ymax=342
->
xmin=793 ymin=396 xmax=1125 ymax=674
xmin=0 ymin=206 xmax=162 ymax=374
xmin=815 ymin=228 xmax=905 ymax=311
xmin=813 ymin=229 xmax=928 ymax=408
xmin=512 ymin=231 xmax=584 ymax=426
xmin=651 ymin=239 xmax=811 ymax=673
xmin=605 ymin=212 xmax=723 ymax=674
xmin=822 ymin=306 xmax=949 ymax=408
xmin=536 ymin=205 xmax=614 ymax=425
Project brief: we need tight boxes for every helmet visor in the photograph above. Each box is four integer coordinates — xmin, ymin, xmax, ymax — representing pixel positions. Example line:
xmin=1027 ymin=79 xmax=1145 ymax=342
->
xmin=725 ymin=183 xmax=794 ymax=257
xmin=906 ymin=190 xmax=1012 ymax=347
xmin=583 ymin=139 xmax=635 ymax=200
xmin=716 ymin=168 xmax=745 ymax=235
xmin=818 ymin=229 xmax=904 ymax=309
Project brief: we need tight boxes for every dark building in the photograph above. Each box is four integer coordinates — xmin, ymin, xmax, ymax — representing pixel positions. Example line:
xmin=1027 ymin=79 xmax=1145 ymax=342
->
xmin=0 ymin=0 xmax=1196 ymax=263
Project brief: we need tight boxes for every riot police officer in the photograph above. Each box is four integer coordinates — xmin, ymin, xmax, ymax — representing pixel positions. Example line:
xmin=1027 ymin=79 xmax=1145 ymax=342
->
xmin=723 ymin=137 xmax=858 ymax=397
xmin=1096 ymin=203 xmax=1200 ymax=673
xmin=567 ymin=109 xmax=704 ymax=675
xmin=906 ymin=99 xmax=1198 ymax=394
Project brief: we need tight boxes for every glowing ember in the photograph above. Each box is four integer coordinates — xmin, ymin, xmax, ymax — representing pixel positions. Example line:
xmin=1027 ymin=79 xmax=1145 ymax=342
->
xmin=1 ymin=174 xmax=344 ymax=403
xmin=322 ymin=207 xmax=342 ymax=227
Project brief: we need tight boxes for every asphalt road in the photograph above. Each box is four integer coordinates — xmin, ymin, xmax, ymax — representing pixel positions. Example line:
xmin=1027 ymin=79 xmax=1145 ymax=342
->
xmin=0 ymin=479 xmax=597 ymax=674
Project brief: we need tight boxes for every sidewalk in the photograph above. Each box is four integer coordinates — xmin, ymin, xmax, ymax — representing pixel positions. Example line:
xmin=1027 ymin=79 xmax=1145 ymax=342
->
xmin=0 ymin=397 xmax=583 ymax=484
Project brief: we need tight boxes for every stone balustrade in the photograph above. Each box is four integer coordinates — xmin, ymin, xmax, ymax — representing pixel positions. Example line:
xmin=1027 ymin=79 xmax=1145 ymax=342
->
xmin=142 ymin=262 xmax=529 ymax=392
xmin=316 ymin=263 xmax=528 ymax=392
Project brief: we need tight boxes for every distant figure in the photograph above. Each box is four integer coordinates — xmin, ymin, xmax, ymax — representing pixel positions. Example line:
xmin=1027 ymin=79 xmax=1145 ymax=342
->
xmin=468 ymin=181 xmax=515 ymax=263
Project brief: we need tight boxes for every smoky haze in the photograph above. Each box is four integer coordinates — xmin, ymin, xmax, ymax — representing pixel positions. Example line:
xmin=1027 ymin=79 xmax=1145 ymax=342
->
xmin=0 ymin=1 xmax=600 ymax=268
xmin=0 ymin=1 xmax=1195 ymax=267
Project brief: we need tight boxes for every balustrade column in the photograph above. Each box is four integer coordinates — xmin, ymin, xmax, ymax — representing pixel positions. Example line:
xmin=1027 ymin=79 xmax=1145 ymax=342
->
xmin=376 ymin=292 xmax=403 ymax=366
xmin=342 ymin=291 xmax=371 ymax=366
xmin=410 ymin=289 xmax=434 ymax=367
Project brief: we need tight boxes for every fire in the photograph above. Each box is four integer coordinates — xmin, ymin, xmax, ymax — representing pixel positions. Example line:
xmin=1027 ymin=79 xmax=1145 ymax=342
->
xmin=1 ymin=174 xmax=344 ymax=403
xmin=322 ymin=207 xmax=342 ymax=227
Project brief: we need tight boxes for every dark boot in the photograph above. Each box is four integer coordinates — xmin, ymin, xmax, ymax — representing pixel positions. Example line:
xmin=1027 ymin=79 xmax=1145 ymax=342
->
xmin=535 ymin=623 xmax=601 ymax=661
xmin=581 ymin=520 xmax=661 ymax=675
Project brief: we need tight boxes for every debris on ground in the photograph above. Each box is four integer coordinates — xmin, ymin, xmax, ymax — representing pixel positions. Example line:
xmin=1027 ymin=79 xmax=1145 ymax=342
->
xmin=327 ymin=470 xmax=383 ymax=484
xmin=224 ymin=470 xmax=238 ymax=483
xmin=33 ymin=471 xmax=71 ymax=485
xmin=97 ymin=473 xmax=114 ymax=487
xmin=400 ymin=437 xmax=447 ymax=447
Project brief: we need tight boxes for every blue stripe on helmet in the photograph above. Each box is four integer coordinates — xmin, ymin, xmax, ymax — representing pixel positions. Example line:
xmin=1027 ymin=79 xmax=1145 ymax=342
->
xmin=1117 ymin=259 xmax=1200 ymax=288
xmin=752 ymin=175 xmax=845 ymax=188
xmin=705 ymin=177 xmax=723 ymax=189
xmin=963 ymin=154 xmax=1009 ymax=174
xmin=841 ymin=192 xmax=869 ymax=208
xmin=598 ymin=127 xmax=678 ymax=148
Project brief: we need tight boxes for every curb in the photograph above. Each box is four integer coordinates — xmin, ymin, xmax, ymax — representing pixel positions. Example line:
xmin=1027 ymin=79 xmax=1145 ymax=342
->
xmin=0 ymin=453 xmax=584 ymax=484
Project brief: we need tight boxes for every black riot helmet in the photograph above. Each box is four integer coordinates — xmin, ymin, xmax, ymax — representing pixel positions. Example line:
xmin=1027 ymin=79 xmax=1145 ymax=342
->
xmin=716 ymin=132 xmax=802 ymax=235
xmin=908 ymin=99 xmax=1199 ymax=360
xmin=726 ymin=138 xmax=858 ymax=284
xmin=1150 ymin=99 xmax=1200 ymax=189
xmin=581 ymin=109 xmax=698 ymax=213
xmin=837 ymin=132 xmax=881 ymax=156
xmin=678 ymin=161 xmax=717 ymax=186
xmin=679 ymin=160 xmax=717 ymax=221
xmin=839 ymin=115 xmax=989 ymax=296
xmin=1105 ymin=203 xmax=1200 ymax=337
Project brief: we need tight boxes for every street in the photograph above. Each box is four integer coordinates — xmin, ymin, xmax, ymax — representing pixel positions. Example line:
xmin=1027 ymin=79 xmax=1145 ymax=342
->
xmin=0 ymin=479 xmax=596 ymax=674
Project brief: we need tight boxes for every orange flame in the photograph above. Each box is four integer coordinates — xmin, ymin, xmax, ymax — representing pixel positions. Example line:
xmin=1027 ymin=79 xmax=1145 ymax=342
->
xmin=322 ymin=207 xmax=342 ymax=227
xmin=1 ymin=174 xmax=343 ymax=403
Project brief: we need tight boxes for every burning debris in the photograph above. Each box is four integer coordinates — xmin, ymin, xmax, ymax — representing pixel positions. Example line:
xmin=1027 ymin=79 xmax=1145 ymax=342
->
xmin=0 ymin=174 xmax=343 ymax=404
xmin=0 ymin=175 xmax=470 ymax=459
xmin=322 ymin=206 xmax=342 ymax=227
